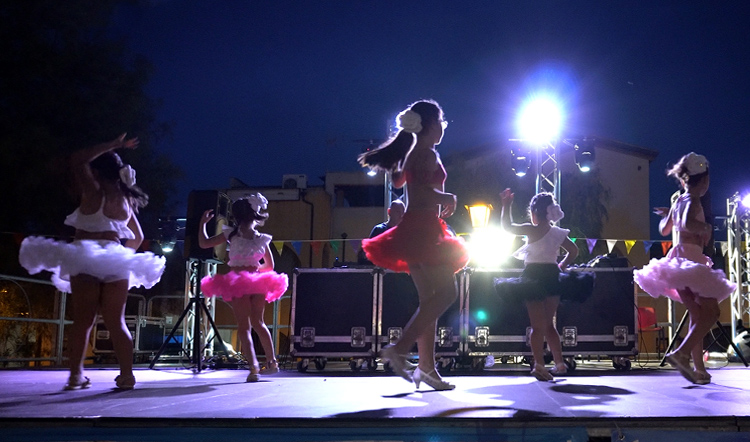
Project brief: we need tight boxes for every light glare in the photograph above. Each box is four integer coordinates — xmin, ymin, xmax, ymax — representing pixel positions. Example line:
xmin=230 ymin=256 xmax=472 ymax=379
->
xmin=518 ymin=97 xmax=562 ymax=143
xmin=742 ymin=194 xmax=750 ymax=208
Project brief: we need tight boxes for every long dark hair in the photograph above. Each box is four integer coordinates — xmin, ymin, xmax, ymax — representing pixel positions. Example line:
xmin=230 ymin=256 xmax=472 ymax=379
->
xmin=90 ymin=151 xmax=149 ymax=210
xmin=358 ymin=99 xmax=443 ymax=171
xmin=226 ymin=198 xmax=269 ymax=242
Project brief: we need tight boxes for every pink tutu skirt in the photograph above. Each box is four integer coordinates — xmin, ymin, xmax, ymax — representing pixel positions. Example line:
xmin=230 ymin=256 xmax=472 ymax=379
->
xmin=19 ymin=236 xmax=166 ymax=293
xmin=362 ymin=209 xmax=470 ymax=274
xmin=633 ymin=243 xmax=735 ymax=303
xmin=201 ymin=270 xmax=289 ymax=302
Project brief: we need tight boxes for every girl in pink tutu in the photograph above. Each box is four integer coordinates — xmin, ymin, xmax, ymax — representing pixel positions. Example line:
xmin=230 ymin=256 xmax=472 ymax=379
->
xmin=198 ymin=194 xmax=288 ymax=382
xmin=358 ymin=100 xmax=470 ymax=391
xmin=634 ymin=153 xmax=736 ymax=384
xmin=19 ymin=134 xmax=166 ymax=390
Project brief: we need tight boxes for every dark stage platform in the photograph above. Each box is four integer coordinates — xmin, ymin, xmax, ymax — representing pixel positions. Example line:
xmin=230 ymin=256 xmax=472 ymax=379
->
xmin=1 ymin=361 xmax=749 ymax=442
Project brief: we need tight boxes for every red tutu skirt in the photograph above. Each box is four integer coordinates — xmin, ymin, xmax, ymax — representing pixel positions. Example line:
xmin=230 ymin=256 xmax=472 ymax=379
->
xmin=362 ymin=209 xmax=469 ymax=274
xmin=201 ymin=270 xmax=289 ymax=302
xmin=633 ymin=244 xmax=735 ymax=304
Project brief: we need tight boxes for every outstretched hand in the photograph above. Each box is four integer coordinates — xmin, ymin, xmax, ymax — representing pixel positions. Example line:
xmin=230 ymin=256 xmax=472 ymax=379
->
xmin=108 ymin=133 xmax=139 ymax=150
xmin=500 ymin=188 xmax=514 ymax=207
xmin=653 ymin=206 xmax=669 ymax=218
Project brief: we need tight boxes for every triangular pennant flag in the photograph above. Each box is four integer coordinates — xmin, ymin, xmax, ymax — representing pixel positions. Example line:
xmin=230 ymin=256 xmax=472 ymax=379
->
xmin=291 ymin=241 xmax=302 ymax=255
xmin=661 ymin=241 xmax=672 ymax=255
xmin=311 ymin=241 xmax=323 ymax=254
xmin=350 ymin=239 xmax=362 ymax=252
xmin=273 ymin=241 xmax=284 ymax=255
xmin=330 ymin=241 xmax=339 ymax=253
xmin=606 ymin=239 xmax=618 ymax=253
xmin=720 ymin=241 xmax=728 ymax=256
xmin=643 ymin=240 xmax=654 ymax=253
xmin=624 ymin=240 xmax=636 ymax=255
xmin=586 ymin=238 xmax=597 ymax=254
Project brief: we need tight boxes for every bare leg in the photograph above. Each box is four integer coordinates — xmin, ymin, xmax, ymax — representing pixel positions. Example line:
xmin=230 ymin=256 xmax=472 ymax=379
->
xmin=68 ymin=274 xmax=102 ymax=384
xmin=248 ymin=294 xmax=277 ymax=367
xmin=525 ymin=299 xmax=549 ymax=369
xmin=543 ymin=296 xmax=564 ymax=367
xmin=230 ymin=297 xmax=259 ymax=372
xmin=408 ymin=264 xmax=457 ymax=374
xmin=674 ymin=289 xmax=720 ymax=360
xmin=99 ymin=279 xmax=133 ymax=380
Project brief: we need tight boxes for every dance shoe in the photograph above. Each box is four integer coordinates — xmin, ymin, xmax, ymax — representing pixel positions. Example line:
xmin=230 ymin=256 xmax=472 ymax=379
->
xmin=665 ymin=352 xmax=696 ymax=383
xmin=115 ymin=374 xmax=136 ymax=390
xmin=413 ymin=367 xmax=455 ymax=391
xmin=262 ymin=360 xmax=279 ymax=375
xmin=693 ymin=370 xmax=711 ymax=385
xmin=530 ymin=366 xmax=553 ymax=381
xmin=380 ymin=345 xmax=413 ymax=383
xmin=63 ymin=376 xmax=91 ymax=391
xmin=549 ymin=363 xmax=567 ymax=376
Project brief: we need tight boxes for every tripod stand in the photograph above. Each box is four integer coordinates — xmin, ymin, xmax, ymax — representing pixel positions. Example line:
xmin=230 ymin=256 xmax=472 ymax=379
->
xmin=659 ymin=310 xmax=749 ymax=367
xmin=149 ymin=259 xmax=230 ymax=372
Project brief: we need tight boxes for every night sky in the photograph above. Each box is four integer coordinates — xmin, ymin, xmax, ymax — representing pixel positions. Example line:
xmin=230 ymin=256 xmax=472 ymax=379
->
xmin=111 ymin=1 xmax=750 ymax=234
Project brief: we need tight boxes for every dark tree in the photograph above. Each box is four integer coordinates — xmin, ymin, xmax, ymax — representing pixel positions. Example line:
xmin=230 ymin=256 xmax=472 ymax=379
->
xmin=0 ymin=0 xmax=180 ymax=238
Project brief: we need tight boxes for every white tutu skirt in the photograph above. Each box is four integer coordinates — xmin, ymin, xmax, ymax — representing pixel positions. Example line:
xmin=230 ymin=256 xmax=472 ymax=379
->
xmin=19 ymin=236 xmax=166 ymax=293
xmin=633 ymin=243 xmax=736 ymax=303
xmin=201 ymin=270 xmax=289 ymax=303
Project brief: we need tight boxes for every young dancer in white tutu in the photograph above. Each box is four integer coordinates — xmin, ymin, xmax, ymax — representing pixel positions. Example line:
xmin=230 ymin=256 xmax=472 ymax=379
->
xmin=198 ymin=194 xmax=288 ymax=382
xmin=634 ymin=153 xmax=736 ymax=384
xmin=19 ymin=134 xmax=166 ymax=390
xmin=494 ymin=189 xmax=584 ymax=381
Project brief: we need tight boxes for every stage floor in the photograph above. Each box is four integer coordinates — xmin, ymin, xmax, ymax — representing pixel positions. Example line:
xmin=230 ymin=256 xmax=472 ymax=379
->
xmin=1 ymin=360 xmax=749 ymax=441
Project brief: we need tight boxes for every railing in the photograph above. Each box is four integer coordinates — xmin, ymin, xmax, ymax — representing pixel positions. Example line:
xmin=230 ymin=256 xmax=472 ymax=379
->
xmin=0 ymin=274 xmax=70 ymax=366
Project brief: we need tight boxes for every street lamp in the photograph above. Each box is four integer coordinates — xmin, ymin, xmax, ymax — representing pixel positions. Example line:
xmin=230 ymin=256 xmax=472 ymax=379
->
xmin=466 ymin=203 xmax=493 ymax=229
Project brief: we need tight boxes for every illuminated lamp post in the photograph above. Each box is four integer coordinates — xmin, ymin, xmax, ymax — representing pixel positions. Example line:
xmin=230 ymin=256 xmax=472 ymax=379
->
xmin=467 ymin=203 xmax=493 ymax=230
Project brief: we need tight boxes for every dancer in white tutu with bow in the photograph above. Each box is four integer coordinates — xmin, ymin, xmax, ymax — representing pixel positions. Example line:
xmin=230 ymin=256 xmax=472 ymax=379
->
xmin=634 ymin=153 xmax=736 ymax=384
xmin=198 ymin=193 xmax=288 ymax=382
xmin=19 ymin=134 xmax=165 ymax=390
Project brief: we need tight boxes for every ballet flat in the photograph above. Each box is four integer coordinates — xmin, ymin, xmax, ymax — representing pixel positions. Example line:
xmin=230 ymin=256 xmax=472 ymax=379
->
xmin=246 ymin=372 xmax=260 ymax=383
xmin=665 ymin=352 xmax=696 ymax=383
xmin=63 ymin=376 xmax=91 ymax=391
xmin=413 ymin=367 xmax=455 ymax=391
xmin=114 ymin=374 xmax=136 ymax=390
xmin=380 ymin=345 xmax=413 ymax=383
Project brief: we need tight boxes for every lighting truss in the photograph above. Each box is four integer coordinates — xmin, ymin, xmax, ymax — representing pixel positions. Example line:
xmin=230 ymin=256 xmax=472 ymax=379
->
xmin=727 ymin=193 xmax=750 ymax=338
xmin=535 ymin=140 xmax=560 ymax=202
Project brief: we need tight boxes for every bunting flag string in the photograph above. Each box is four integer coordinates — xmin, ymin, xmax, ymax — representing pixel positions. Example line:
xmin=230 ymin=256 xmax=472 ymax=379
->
xmin=586 ymin=238 xmax=597 ymax=254
xmin=272 ymin=241 xmax=284 ymax=255
xmin=643 ymin=240 xmax=655 ymax=253
xmin=661 ymin=241 xmax=673 ymax=255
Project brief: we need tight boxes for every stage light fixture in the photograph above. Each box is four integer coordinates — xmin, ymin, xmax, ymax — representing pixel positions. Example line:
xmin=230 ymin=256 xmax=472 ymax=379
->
xmin=158 ymin=216 xmax=184 ymax=253
xmin=574 ymin=139 xmax=595 ymax=172
xmin=366 ymin=169 xmax=377 ymax=177
xmin=742 ymin=193 xmax=750 ymax=209
xmin=511 ymin=148 xmax=531 ymax=177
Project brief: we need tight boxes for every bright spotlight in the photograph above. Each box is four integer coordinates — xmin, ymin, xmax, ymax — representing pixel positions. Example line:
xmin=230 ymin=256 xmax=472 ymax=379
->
xmin=468 ymin=227 xmax=516 ymax=269
xmin=574 ymin=139 xmax=595 ymax=172
xmin=517 ymin=96 xmax=562 ymax=144
xmin=742 ymin=194 xmax=750 ymax=209
xmin=367 ymin=169 xmax=377 ymax=177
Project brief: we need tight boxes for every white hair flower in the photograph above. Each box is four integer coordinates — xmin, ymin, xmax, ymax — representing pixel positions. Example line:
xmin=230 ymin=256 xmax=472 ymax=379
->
xmin=397 ymin=109 xmax=423 ymax=134
xmin=245 ymin=193 xmax=268 ymax=213
xmin=684 ymin=152 xmax=708 ymax=176
xmin=119 ymin=165 xmax=136 ymax=188
xmin=547 ymin=203 xmax=565 ymax=222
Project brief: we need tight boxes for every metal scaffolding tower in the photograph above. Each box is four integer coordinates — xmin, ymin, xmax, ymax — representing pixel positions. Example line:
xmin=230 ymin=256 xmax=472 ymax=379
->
xmin=727 ymin=193 xmax=750 ymax=338
xmin=535 ymin=140 xmax=561 ymax=202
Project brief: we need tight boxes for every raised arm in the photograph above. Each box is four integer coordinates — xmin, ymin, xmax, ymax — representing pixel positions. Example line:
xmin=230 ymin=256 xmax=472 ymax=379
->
xmin=499 ymin=188 xmax=534 ymax=236
xmin=198 ymin=210 xmax=227 ymax=249
xmin=70 ymin=134 xmax=139 ymax=195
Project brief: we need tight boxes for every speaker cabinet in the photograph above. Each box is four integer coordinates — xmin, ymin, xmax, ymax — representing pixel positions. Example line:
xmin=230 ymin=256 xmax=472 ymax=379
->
xmin=184 ymin=190 xmax=231 ymax=262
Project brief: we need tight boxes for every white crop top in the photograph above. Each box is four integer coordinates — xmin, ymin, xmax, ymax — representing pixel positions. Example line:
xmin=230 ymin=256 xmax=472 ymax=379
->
xmin=224 ymin=227 xmax=272 ymax=268
xmin=64 ymin=198 xmax=135 ymax=240
xmin=512 ymin=225 xmax=569 ymax=264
